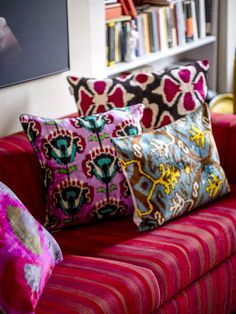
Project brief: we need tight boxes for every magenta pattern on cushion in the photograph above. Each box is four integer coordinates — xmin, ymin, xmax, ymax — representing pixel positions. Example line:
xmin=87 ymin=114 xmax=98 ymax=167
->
xmin=20 ymin=104 xmax=144 ymax=231
xmin=0 ymin=182 xmax=62 ymax=314
xmin=67 ymin=60 xmax=209 ymax=131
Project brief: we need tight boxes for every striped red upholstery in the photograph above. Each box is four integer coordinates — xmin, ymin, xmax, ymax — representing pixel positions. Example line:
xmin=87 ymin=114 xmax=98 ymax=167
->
xmin=155 ymin=253 xmax=236 ymax=314
xmin=1 ymin=112 xmax=236 ymax=313
xmin=211 ymin=112 xmax=236 ymax=185
xmin=36 ymin=254 xmax=160 ymax=314
xmin=0 ymin=132 xmax=46 ymax=223
xmin=53 ymin=185 xmax=236 ymax=307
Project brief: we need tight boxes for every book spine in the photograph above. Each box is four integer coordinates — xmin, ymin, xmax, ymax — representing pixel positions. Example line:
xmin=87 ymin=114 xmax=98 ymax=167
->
xmin=146 ymin=11 xmax=155 ymax=52
xmin=174 ymin=1 xmax=186 ymax=46
xmin=205 ymin=0 xmax=212 ymax=35
xmin=121 ymin=21 xmax=131 ymax=61
xmin=126 ymin=0 xmax=138 ymax=18
xmin=191 ymin=0 xmax=199 ymax=41
xmin=169 ymin=4 xmax=177 ymax=48
xmin=195 ymin=0 xmax=206 ymax=38
xmin=183 ymin=1 xmax=194 ymax=43
xmin=142 ymin=12 xmax=151 ymax=54
xmin=151 ymin=9 xmax=159 ymax=52
xmin=166 ymin=6 xmax=173 ymax=48
xmin=158 ymin=6 xmax=168 ymax=51
xmin=118 ymin=0 xmax=130 ymax=16
xmin=136 ymin=14 xmax=145 ymax=56
xmin=105 ymin=4 xmax=122 ymax=20
xmin=107 ymin=22 xmax=116 ymax=66
xmin=115 ymin=21 xmax=122 ymax=63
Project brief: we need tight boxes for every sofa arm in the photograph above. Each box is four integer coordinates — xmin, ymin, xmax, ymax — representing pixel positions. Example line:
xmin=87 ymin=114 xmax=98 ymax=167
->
xmin=211 ymin=112 xmax=236 ymax=185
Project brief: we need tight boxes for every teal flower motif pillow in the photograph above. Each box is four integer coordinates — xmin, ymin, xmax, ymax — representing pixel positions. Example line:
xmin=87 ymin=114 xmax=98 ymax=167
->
xmin=112 ymin=103 xmax=230 ymax=232
xmin=20 ymin=104 xmax=144 ymax=231
xmin=0 ymin=182 xmax=62 ymax=314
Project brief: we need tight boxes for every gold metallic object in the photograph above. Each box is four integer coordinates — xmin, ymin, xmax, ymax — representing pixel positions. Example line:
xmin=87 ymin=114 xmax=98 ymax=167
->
xmin=209 ymin=93 xmax=234 ymax=114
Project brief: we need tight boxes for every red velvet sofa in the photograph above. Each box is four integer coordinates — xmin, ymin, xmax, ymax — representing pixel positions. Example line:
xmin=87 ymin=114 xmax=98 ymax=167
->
xmin=0 ymin=112 xmax=236 ymax=314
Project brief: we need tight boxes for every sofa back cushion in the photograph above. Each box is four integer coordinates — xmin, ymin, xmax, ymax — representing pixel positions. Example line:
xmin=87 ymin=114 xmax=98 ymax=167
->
xmin=0 ymin=132 xmax=46 ymax=224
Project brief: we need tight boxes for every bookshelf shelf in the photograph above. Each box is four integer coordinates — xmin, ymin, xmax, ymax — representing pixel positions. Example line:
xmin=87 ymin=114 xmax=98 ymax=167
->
xmin=106 ymin=36 xmax=216 ymax=77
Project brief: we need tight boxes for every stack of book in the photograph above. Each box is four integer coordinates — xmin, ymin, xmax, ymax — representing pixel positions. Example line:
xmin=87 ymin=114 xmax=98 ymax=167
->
xmin=135 ymin=0 xmax=207 ymax=57
xmin=105 ymin=0 xmax=212 ymax=66
xmin=105 ymin=0 xmax=137 ymax=66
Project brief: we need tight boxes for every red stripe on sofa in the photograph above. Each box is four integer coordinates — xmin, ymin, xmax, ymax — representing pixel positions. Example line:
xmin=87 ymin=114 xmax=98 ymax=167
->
xmin=0 ymin=132 xmax=46 ymax=223
xmin=36 ymin=254 xmax=160 ymax=314
xmin=154 ymin=252 xmax=236 ymax=314
xmin=53 ymin=185 xmax=236 ymax=307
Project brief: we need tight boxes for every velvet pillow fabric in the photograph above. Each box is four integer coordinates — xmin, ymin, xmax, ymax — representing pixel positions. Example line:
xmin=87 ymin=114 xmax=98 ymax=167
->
xmin=0 ymin=182 xmax=62 ymax=314
xmin=112 ymin=103 xmax=230 ymax=232
xmin=67 ymin=60 xmax=209 ymax=131
xmin=20 ymin=104 xmax=144 ymax=231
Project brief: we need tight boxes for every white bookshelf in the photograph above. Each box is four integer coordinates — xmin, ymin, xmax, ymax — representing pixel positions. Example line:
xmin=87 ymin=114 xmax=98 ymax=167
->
xmin=106 ymin=36 xmax=216 ymax=77
xmin=74 ymin=0 xmax=218 ymax=90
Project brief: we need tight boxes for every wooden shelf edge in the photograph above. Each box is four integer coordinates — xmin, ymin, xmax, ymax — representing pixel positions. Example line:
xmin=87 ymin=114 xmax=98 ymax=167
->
xmin=106 ymin=36 xmax=216 ymax=76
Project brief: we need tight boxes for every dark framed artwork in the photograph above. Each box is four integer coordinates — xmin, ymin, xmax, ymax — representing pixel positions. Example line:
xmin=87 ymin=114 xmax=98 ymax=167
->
xmin=0 ymin=0 xmax=70 ymax=88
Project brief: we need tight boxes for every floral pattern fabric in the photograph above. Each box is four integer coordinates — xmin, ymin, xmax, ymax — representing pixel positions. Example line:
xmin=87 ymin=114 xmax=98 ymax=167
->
xmin=0 ymin=182 xmax=62 ymax=314
xmin=20 ymin=104 xmax=144 ymax=231
xmin=67 ymin=60 xmax=209 ymax=131
xmin=112 ymin=103 xmax=230 ymax=232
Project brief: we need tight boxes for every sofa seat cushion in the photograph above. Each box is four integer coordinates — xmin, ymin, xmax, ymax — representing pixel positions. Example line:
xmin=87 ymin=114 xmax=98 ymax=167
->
xmin=154 ymin=253 xmax=236 ymax=314
xmin=36 ymin=254 xmax=160 ymax=314
xmin=53 ymin=185 xmax=236 ymax=307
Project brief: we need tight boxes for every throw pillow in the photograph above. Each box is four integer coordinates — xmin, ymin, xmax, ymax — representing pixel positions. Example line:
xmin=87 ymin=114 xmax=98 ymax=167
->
xmin=111 ymin=103 xmax=230 ymax=232
xmin=0 ymin=182 xmax=62 ymax=314
xmin=67 ymin=60 xmax=209 ymax=131
xmin=20 ymin=104 xmax=144 ymax=231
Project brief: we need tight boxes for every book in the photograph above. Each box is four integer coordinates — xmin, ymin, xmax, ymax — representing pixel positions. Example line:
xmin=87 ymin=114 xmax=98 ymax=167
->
xmin=138 ymin=0 xmax=173 ymax=5
xmin=106 ymin=21 xmax=116 ymax=66
xmin=106 ymin=15 xmax=132 ymax=24
xmin=105 ymin=0 xmax=118 ymax=4
xmin=141 ymin=11 xmax=151 ymax=54
xmin=121 ymin=21 xmax=131 ymax=61
xmin=144 ymin=7 xmax=159 ymax=52
xmin=158 ymin=6 xmax=168 ymax=51
xmin=118 ymin=0 xmax=130 ymax=15
xmin=106 ymin=15 xmax=132 ymax=64
xmin=114 ymin=21 xmax=122 ymax=62
xmin=174 ymin=1 xmax=186 ymax=46
xmin=126 ymin=0 xmax=138 ymax=18
xmin=105 ymin=3 xmax=122 ymax=20
xmin=205 ymin=0 xmax=213 ymax=35
xmin=195 ymin=0 xmax=206 ymax=38
xmin=136 ymin=14 xmax=145 ymax=56
xmin=183 ymin=1 xmax=194 ymax=42
xmin=191 ymin=0 xmax=199 ymax=41
xmin=169 ymin=3 xmax=177 ymax=48
xmin=166 ymin=6 xmax=173 ymax=48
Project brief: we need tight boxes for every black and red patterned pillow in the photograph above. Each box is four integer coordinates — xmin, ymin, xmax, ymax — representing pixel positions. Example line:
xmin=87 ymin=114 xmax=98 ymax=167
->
xmin=67 ymin=60 xmax=209 ymax=131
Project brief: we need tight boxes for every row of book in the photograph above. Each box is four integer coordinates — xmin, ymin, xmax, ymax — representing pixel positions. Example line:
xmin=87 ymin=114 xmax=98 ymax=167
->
xmin=105 ymin=0 xmax=214 ymax=66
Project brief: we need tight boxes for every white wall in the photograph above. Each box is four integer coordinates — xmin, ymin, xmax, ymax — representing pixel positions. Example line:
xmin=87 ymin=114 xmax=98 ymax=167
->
xmin=218 ymin=0 xmax=236 ymax=93
xmin=0 ymin=0 xmax=105 ymax=137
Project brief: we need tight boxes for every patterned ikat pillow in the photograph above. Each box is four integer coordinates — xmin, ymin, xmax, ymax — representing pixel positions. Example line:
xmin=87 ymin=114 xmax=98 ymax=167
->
xmin=67 ymin=60 xmax=209 ymax=131
xmin=112 ymin=103 xmax=230 ymax=232
xmin=20 ymin=104 xmax=144 ymax=231
xmin=0 ymin=182 xmax=62 ymax=314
